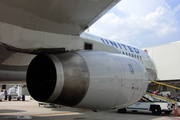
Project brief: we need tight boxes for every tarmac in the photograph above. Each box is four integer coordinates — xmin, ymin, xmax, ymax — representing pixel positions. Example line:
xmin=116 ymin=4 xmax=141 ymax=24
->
xmin=0 ymin=98 xmax=180 ymax=120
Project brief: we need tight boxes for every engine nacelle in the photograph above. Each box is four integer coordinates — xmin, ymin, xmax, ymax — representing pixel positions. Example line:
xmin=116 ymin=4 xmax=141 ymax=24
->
xmin=27 ymin=51 xmax=148 ymax=110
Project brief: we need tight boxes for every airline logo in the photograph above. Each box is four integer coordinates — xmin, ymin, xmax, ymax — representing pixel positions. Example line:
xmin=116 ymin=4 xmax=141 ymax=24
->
xmin=100 ymin=38 xmax=139 ymax=54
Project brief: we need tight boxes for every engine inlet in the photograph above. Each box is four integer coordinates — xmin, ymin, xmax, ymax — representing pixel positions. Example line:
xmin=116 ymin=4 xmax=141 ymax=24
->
xmin=26 ymin=55 xmax=56 ymax=101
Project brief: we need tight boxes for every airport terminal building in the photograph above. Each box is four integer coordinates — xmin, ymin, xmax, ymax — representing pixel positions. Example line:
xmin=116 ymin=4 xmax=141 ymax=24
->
xmin=145 ymin=41 xmax=180 ymax=95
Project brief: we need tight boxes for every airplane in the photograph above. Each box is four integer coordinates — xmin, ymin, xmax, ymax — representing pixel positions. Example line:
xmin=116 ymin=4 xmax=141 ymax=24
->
xmin=0 ymin=0 xmax=157 ymax=110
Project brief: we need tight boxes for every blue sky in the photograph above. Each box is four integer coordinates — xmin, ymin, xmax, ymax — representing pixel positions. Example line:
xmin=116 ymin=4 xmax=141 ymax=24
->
xmin=88 ymin=0 xmax=180 ymax=48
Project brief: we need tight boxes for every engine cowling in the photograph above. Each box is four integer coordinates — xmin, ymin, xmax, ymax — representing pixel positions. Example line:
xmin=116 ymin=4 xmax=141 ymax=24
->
xmin=26 ymin=51 xmax=148 ymax=110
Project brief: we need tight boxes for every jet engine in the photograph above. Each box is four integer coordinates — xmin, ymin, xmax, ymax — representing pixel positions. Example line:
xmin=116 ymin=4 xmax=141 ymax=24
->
xmin=26 ymin=51 xmax=148 ymax=110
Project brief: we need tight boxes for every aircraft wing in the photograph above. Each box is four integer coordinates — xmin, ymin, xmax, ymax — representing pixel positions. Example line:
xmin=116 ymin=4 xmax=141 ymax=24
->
xmin=0 ymin=0 xmax=120 ymax=35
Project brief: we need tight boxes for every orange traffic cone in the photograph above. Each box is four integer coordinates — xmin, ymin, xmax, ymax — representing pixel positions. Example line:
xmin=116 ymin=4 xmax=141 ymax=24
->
xmin=174 ymin=102 xmax=179 ymax=116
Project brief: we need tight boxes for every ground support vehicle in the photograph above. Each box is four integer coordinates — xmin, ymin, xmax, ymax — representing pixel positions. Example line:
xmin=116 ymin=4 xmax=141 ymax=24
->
xmin=117 ymin=97 xmax=173 ymax=115
xmin=5 ymin=85 xmax=25 ymax=101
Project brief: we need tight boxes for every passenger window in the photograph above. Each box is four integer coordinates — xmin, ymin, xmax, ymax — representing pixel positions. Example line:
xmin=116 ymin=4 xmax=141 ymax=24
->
xmin=129 ymin=53 xmax=131 ymax=56
xmin=137 ymin=55 xmax=139 ymax=59
xmin=140 ymin=56 xmax=142 ymax=60
xmin=134 ymin=54 xmax=136 ymax=58
xmin=132 ymin=54 xmax=134 ymax=58
xmin=126 ymin=52 xmax=128 ymax=56
xmin=122 ymin=52 xmax=125 ymax=55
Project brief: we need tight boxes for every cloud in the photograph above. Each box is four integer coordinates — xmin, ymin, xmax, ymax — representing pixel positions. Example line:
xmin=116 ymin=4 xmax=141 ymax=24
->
xmin=115 ymin=0 xmax=166 ymax=16
xmin=143 ymin=6 xmax=177 ymax=37
xmin=88 ymin=0 xmax=180 ymax=48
